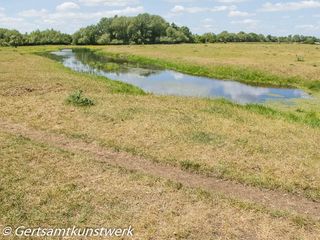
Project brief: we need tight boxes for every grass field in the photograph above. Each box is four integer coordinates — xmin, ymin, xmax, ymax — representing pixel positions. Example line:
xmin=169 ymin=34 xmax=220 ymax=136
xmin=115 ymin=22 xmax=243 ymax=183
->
xmin=98 ymin=43 xmax=320 ymax=90
xmin=0 ymin=44 xmax=320 ymax=239
xmin=2 ymin=132 xmax=320 ymax=239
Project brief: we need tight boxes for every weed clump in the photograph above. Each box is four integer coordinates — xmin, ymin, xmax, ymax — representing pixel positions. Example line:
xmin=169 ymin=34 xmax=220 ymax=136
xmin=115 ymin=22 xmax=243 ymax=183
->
xmin=296 ymin=55 xmax=304 ymax=62
xmin=307 ymin=81 xmax=320 ymax=91
xmin=66 ymin=90 xmax=95 ymax=106
xmin=180 ymin=160 xmax=201 ymax=172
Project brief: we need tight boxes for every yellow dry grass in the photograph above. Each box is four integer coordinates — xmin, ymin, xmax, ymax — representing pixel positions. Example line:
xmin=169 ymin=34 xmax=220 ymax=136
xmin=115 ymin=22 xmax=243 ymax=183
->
xmin=1 ymin=132 xmax=320 ymax=239
xmin=0 ymin=47 xmax=319 ymax=200
xmin=0 ymin=46 xmax=320 ymax=238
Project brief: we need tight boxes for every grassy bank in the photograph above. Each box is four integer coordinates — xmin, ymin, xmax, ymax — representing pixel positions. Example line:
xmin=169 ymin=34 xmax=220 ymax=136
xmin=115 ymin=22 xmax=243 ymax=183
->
xmin=96 ymin=43 xmax=320 ymax=91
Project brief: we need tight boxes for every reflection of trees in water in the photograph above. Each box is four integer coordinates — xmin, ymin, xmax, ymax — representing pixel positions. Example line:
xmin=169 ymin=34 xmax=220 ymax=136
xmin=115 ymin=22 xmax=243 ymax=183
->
xmin=125 ymin=68 xmax=160 ymax=77
xmin=139 ymin=71 xmax=159 ymax=77
xmin=72 ymin=48 xmax=161 ymax=77
xmin=51 ymin=49 xmax=309 ymax=104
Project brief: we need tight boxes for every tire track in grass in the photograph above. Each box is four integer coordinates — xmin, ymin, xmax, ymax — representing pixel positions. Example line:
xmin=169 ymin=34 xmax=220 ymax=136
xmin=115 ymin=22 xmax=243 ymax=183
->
xmin=1 ymin=119 xmax=319 ymax=220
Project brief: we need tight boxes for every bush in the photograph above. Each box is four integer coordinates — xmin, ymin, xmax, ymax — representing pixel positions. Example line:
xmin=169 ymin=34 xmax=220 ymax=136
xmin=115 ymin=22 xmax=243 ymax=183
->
xmin=66 ymin=90 xmax=95 ymax=106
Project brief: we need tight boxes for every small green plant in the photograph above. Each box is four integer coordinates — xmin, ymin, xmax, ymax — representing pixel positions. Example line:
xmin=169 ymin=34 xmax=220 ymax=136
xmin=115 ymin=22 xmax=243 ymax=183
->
xmin=307 ymin=81 xmax=320 ymax=90
xmin=296 ymin=55 xmax=304 ymax=62
xmin=191 ymin=131 xmax=223 ymax=145
xmin=180 ymin=160 xmax=201 ymax=172
xmin=66 ymin=90 xmax=95 ymax=106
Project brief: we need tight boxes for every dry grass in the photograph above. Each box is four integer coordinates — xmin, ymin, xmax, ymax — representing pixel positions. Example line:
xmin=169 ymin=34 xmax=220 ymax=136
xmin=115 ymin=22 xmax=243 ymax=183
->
xmin=0 ymin=46 xmax=320 ymax=238
xmin=99 ymin=43 xmax=320 ymax=83
xmin=0 ymin=47 xmax=319 ymax=200
xmin=1 ymin=132 xmax=320 ymax=239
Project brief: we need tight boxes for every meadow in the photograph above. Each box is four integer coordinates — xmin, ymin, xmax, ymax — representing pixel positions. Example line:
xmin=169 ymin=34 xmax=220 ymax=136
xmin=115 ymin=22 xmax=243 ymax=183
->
xmin=100 ymin=43 xmax=320 ymax=90
xmin=0 ymin=44 xmax=319 ymax=239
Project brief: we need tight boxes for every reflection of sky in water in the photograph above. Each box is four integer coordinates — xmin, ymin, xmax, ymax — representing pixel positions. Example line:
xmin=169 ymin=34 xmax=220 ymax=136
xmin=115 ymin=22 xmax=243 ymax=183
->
xmin=51 ymin=50 xmax=310 ymax=104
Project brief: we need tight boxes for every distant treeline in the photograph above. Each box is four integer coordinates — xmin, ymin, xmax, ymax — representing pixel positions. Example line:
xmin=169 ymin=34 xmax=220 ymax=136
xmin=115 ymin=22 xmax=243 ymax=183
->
xmin=1 ymin=13 xmax=319 ymax=47
xmin=0 ymin=28 xmax=72 ymax=46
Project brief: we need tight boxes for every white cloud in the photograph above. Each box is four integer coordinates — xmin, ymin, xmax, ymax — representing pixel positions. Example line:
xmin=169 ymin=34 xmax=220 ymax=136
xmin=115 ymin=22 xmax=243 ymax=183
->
xmin=171 ymin=5 xmax=202 ymax=13
xmin=295 ymin=24 xmax=320 ymax=31
xmin=0 ymin=16 xmax=24 ymax=25
xmin=56 ymin=2 xmax=80 ymax=11
xmin=19 ymin=9 xmax=48 ymax=18
xmin=166 ymin=0 xmax=249 ymax=3
xmin=0 ymin=7 xmax=35 ymax=31
xmin=17 ymin=6 xmax=144 ymax=32
xmin=171 ymin=5 xmax=236 ymax=14
xmin=0 ymin=7 xmax=5 ymax=16
xmin=166 ymin=0 xmax=196 ymax=2
xmin=228 ymin=10 xmax=253 ymax=17
xmin=202 ymin=18 xmax=214 ymax=23
xmin=231 ymin=18 xmax=259 ymax=28
xmin=78 ymin=0 xmax=139 ymax=7
xmin=261 ymin=0 xmax=320 ymax=12
xmin=203 ymin=24 xmax=215 ymax=30
xmin=96 ymin=6 xmax=144 ymax=17
xmin=215 ymin=0 xmax=249 ymax=3
xmin=14 ymin=5 xmax=143 ymax=33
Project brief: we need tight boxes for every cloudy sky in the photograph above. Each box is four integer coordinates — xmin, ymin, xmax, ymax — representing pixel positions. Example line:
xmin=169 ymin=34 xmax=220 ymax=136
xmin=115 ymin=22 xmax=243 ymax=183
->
xmin=0 ymin=0 xmax=319 ymax=36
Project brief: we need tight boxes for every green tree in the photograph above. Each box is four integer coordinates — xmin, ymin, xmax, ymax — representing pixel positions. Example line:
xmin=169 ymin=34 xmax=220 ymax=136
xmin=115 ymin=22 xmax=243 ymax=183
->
xmin=97 ymin=33 xmax=111 ymax=45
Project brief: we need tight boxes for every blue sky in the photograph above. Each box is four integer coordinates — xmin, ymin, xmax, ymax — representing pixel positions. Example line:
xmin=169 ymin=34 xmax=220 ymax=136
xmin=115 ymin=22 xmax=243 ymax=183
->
xmin=0 ymin=0 xmax=319 ymax=36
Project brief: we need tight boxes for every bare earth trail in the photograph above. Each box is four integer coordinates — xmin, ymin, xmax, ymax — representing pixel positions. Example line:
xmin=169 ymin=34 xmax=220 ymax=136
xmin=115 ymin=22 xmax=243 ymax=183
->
xmin=1 ymin=119 xmax=319 ymax=220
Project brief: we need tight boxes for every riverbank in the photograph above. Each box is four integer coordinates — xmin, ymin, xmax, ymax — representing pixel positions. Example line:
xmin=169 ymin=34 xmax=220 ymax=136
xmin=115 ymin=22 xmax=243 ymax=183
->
xmin=95 ymin=43 xmax=320 ymax=91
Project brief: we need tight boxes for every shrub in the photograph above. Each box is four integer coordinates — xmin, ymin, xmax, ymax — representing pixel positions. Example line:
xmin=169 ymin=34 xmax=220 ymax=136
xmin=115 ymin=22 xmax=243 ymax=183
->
xmin=66 ymin=90 xmax=95 ymax=106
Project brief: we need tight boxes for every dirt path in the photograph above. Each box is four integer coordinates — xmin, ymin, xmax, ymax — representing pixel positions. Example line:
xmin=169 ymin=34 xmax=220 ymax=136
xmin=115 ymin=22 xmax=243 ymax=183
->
xmin=1 ymin=119 xmax=319 ymax=220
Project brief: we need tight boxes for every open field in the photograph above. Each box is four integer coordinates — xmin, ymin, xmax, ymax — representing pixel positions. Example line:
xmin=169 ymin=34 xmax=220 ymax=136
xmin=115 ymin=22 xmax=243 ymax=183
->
xmin=98 ymin=43 xmax=320 ymax=90
xmin=2 ymin=131 xmax=320 ymax=239
xmin=0 ymin=44 xmax=320 ymax=238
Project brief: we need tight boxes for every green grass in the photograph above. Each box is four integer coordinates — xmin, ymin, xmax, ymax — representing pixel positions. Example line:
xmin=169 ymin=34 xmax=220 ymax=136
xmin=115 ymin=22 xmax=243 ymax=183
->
xmin=96 ymin=44 xmax=320 ymax=92
xmin=36 ymin=48 xmax=146 ymax=96
xmin=66 ymin=90 xmax=95 ymax=106
xmin=180 ymin=160 xmax=202 ymax=172
xmin=204 ymin=99 xmax=320 ymax=128
xmin=307 ymin=81 xmax=320 ymax=91
xmin=244 ymin=104 xmax=320 ymax=128
xmin=98 ymin=50 xmax=303 ymax=88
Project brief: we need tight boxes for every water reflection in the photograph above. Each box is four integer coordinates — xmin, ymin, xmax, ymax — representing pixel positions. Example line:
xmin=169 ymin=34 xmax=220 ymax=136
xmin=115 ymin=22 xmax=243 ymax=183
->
xmin=50 ymin=49 xmax=309 ymax=104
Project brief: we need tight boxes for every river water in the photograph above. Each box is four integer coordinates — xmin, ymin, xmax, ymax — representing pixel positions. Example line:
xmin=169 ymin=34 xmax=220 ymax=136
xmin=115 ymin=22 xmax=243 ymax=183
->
xmin=51 ymin=49 xmax=309 ymax=104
